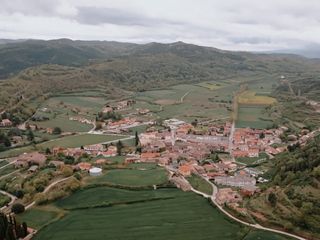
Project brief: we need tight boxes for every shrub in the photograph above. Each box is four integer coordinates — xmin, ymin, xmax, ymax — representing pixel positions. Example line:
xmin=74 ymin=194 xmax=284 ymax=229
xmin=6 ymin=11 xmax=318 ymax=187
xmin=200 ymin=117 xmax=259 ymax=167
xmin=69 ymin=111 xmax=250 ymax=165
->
xmin=11 ymin=203 xmax=25 ymax=214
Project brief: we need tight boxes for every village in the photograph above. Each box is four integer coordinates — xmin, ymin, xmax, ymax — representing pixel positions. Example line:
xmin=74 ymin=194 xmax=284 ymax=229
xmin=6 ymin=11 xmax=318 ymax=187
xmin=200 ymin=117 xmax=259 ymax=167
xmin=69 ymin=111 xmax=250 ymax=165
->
xmin=1 ymin=97 xmax=319 ymax=240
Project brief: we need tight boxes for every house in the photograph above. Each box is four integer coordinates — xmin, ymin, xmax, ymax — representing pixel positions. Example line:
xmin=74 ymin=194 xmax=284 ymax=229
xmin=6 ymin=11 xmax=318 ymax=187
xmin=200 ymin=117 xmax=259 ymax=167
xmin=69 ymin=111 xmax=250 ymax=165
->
xmin=140 ymin=152 xmax=160 ymax=162
xmin=178 ymin=164 xmax=193 ymax=177
xmin=0 ymin=119 xmax=13 ymax=127
xmin=125 ymin=157 xmax=140 ymax=164
xmin=216 ymin=188 xmax=242 ymax=205
xmin=83 ymin=144 xmax=105 ymax=153
xmin=240 ymin=186 xmax=258 ymax=197
xmin=46 ymin=128 xmax=54 ymax=134
xmin=77 ymin=162 xmax=92 ymax=171
xmin=248 ymin=148 xmax=259 ymax=158
xmin=233 ymin=150 xmax=248 ymax=158
xmin=28 ymin=165 xmax=39 ymax=173
xmin=95 ymin=159 xmax=107 ymax=165
xmin=214 ymin=175 xmax=256 ymax=188
xmin=14 ymin=152 xmax=47 ymax=168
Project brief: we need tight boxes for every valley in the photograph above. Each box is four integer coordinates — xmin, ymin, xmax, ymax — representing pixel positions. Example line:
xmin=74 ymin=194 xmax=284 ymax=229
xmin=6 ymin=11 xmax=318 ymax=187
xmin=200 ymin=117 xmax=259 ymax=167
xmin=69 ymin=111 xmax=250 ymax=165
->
xmin=0 ymin=40 xmax=319 ymax=240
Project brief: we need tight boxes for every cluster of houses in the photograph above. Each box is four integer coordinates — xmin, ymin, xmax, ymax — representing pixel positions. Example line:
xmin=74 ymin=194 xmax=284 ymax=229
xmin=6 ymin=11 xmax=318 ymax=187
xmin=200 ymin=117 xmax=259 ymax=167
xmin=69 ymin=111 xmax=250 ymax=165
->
xmin=232 ymin=128 xmax=284 ymax=158
xmin=102 ymin=100 xmax=136 ymax=113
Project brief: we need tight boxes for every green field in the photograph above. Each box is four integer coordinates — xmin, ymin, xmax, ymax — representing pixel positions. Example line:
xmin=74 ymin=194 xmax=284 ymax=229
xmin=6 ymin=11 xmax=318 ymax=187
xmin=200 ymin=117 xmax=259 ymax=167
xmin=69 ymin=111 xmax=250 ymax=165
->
xmin=0 ymin=193 xmax=10 ymax=207
xmin=0 ymin=134 xmax=126 ymax=158
xmin=31 ymin=115 xmax=92 ymax=132
xmin=37 ymin=134 xmax=126 ymax=149
xmin=88 ymin=166 xmax=168 ymax=187
xmin=33 ymin=188 xmax=290 ymax=240
xmin=56 ymin=187 xmax=177 ymax=210
xmin=134 ymin=83 xmax=232 ymax=122
xmin=29 ymin=95 xmax=108 ymax=132
xmin=17 ymin=207 xmax=60 ymax=229
xmin=187 ymin=174 xmax=213 ymax=195
xmin=236 ymin=105 xmax=273 ymax=129
xmin=0 ymin=160 xmax=8 ymax=167
xmin=0 ymin=164 xmax=15 ymax=176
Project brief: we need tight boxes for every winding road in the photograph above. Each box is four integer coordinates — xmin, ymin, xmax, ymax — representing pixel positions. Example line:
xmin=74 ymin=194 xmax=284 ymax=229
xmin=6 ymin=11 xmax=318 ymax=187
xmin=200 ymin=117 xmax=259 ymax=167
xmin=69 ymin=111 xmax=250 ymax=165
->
xmin=190 ymin=174 xmax=307 ymax=240
xmin=0 ymin=190 xmax=17 ymax=211
xmin=25 ymin=176 xmax=72 ymax=210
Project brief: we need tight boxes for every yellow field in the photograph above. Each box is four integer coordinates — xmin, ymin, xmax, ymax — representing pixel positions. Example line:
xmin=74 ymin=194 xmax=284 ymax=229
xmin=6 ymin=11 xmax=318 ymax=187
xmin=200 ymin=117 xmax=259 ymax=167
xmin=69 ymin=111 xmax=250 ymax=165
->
xmin=238 ymin=91 xmax=276 ymax=105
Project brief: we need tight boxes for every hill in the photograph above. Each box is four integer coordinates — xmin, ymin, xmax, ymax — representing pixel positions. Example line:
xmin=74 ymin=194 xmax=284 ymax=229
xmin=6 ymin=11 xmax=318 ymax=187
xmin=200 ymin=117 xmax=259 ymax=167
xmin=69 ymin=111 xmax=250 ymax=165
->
xmin=0 ymin=39 xmax=137 ymax=79
xmin=1 ymin=39 xmax=320 ymax=124
xmin=247 ymin=136 xmax=320 ymax=239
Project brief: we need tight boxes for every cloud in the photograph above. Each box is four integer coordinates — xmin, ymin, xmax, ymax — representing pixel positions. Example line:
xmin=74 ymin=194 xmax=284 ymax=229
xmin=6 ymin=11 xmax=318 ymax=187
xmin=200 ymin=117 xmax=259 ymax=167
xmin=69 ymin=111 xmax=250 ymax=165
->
xmin=75 ymin=6 xmax=171 ymax=26
xmin=0 ymin=0 xmax=320 ymax=51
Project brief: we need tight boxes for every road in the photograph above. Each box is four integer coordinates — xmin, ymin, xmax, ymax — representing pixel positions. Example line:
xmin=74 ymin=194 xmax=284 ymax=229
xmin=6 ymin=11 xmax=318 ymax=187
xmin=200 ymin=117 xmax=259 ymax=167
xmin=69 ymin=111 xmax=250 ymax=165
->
xmin=229 ymin=120 xmax=235 ymax=159
xmin=189 ymin=174 xmax=306 ymax=240
xmin=0 ymin=190 xmax=17 ymax=211
xmin=180 ymin=91 xmax=191 ymax=103
xmin=101 ymin=135 xmax=135 ymax=144
xmin=25 ymin=176 xmax=72 ymax=210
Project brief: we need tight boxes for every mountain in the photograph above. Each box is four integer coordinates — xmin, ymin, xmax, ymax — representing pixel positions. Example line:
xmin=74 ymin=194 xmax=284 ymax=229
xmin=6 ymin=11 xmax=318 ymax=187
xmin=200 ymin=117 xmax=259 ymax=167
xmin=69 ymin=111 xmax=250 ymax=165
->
xmin=1 ymin=39 xmax=320 ymax=115
xmin=0 ymin=39 xmax=137 ymax=79
xmin=247 ymin=136 xmax=320 ymax=239
xmin=267 ymin=43 xmax=320 ymax=59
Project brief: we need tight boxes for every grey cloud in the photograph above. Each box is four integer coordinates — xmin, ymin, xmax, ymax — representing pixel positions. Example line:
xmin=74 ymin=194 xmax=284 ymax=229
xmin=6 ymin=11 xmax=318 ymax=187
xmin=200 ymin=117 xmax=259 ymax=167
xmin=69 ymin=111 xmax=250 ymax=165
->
xmin=75 ymin=6 xmax=178 ymax=27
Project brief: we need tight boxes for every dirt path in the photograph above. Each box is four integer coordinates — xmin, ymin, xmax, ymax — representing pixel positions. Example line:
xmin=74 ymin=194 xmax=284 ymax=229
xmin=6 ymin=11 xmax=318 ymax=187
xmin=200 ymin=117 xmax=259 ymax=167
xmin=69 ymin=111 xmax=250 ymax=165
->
xmin=25 ymin=176 xmax=72 ymax=210
xmin=180 ymin=91 xmax=191 ymax=103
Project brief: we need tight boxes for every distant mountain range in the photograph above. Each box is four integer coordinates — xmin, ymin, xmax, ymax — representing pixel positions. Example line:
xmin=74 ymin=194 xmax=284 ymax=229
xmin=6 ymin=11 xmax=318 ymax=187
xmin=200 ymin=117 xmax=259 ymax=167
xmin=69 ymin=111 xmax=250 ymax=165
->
xmin=1 ymin=38 xmax=320 ymax=111
xmin=1 ymin=38 xmax=320 ymax=79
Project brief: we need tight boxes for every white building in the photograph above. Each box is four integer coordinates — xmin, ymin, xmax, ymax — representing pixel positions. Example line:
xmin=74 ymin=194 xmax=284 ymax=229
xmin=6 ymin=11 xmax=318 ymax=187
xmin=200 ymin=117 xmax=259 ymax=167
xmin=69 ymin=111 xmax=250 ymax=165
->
xmin=89 ymin=167 xmax=102 ymax=176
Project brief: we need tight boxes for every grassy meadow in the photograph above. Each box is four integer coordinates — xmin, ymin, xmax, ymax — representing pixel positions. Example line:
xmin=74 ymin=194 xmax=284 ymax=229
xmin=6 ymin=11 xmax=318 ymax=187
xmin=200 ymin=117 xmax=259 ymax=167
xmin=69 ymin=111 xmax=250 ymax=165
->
xmin=187 ymin=174 xmax=213 ymax=195
xmin=236 ymin=105 xmax=274 ymax=129
xmin=33 ymin=188 xmax=291 ymax=240
xmin=87 ymin=166 xmax=168 ymax=187
xmin=37 ymin=134 xmax=126 ymax=149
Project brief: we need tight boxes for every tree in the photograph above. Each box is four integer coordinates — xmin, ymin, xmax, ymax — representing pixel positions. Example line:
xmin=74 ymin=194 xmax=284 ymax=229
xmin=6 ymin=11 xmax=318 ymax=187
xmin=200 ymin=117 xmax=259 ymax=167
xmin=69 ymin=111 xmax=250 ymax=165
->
xmin=52 ymin=127 xmax=62 ymax=135
xmin=191 ymin=119 xmax=198 ymax=127
xmin=45 ymin=147 xmax=51 ymax=155
xmin=61 ymin=165 xmax=73 ymax=177
xmin=135 ymin=131 xmax=140 ymax=146
xmin=95 ymin=122 xmax=102 ymax=130
xmin=116 ymin=140 xmax=123 ymax=156
xmin=27 ymin=130 xmax=34 ymax=141
xmin=11 ymin=203 xmax=25 ymax=214
xmin=259 ymin=132 xmax=265 ymax=139
xmin=0 ymin=133 xmax=11 ymax=147
xmin=268 ymin=192 xmax=277 ymax=207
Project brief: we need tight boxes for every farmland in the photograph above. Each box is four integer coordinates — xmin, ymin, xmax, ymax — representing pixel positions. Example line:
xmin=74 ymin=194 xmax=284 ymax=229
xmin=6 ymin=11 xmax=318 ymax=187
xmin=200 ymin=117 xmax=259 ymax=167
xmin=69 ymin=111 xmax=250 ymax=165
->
xmin=33 ymin=188 xmax=290 ymax=240
xmin=238 ymin=90 xmax=277 ymax=105
xmin=17 ymin=207 xmax=61 ymax=229
xmin=0 ymin=134 xmax=126 ymax=158
xmin=187 ymin=174 xmax=213 ymax=195
xmin=236 ymin=105 xmax=274 ymax=129
xmin=29 ymin=95 xmax=108 ymax=132
xmin=37 ymin=134 xmax=126 ymax=149
xmin=134 ymin=82 xmax=233 ymax=122
xmin=87 ymin=164 xmax=168 ymax=187
xmin=0 ymin=193 xmax=10 ymax=207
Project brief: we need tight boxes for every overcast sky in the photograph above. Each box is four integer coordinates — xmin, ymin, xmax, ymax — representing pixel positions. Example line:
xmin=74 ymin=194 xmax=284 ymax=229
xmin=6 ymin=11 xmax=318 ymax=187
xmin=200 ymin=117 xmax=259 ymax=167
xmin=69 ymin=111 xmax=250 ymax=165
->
xmin=1 ymin=0 xmax=319 ymax=51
